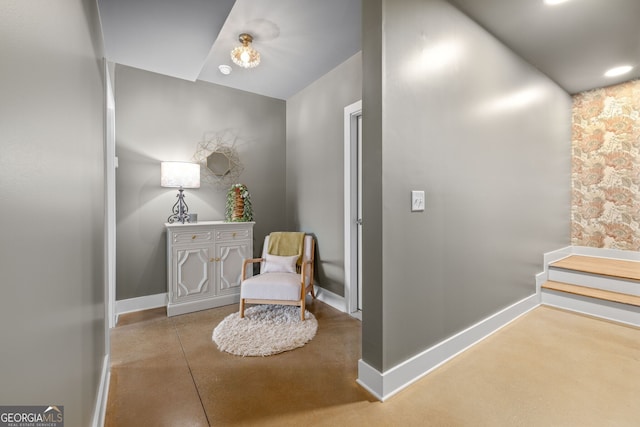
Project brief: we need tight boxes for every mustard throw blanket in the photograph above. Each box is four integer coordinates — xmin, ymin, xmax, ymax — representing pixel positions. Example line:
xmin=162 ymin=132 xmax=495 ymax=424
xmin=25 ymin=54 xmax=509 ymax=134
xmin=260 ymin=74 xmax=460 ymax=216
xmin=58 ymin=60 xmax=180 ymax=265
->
xmin=267 ymin=232 xmax=305 ymax=264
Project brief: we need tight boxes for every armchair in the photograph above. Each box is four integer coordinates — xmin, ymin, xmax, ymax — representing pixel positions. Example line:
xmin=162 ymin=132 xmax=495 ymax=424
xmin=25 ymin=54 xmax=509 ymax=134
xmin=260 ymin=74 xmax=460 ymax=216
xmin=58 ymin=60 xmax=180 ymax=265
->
xmin=240 ymin=234 xmax=315 ymax=320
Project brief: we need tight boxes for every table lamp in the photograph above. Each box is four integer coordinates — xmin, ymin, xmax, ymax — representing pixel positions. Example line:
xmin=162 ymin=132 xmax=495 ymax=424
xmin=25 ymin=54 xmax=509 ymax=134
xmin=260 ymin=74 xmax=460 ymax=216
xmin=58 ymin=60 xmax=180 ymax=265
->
xmin=161 ymin=161 xmax=200 ymax=223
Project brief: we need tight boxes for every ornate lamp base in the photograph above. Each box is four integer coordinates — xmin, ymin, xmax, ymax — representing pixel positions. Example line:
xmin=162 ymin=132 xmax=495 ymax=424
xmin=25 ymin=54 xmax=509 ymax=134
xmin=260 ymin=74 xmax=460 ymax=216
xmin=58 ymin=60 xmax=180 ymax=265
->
xmin=167 ymin=187 xmax=191 ymax=224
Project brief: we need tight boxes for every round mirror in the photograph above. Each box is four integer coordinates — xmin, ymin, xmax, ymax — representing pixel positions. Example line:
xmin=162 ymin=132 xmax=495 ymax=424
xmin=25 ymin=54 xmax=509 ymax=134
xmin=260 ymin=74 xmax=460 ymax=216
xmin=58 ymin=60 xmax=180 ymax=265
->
xmin=206 ymin=152 xmax=231 ymax=176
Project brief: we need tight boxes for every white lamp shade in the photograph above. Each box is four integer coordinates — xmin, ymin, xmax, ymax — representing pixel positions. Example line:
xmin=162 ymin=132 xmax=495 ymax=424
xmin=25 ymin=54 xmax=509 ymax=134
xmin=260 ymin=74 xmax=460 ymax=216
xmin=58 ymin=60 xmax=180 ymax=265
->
xmin=160 ymin=162 xmax=201 ymax=188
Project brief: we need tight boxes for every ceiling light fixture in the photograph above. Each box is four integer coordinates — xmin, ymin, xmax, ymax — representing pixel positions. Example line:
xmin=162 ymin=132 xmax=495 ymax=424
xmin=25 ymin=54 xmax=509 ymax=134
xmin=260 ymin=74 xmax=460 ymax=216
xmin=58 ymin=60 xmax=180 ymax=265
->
xmin=230 ymin=33 xmax=260 ymax=69
xmin=544 ymin=0 xmax=570 ymax=5
xmin=604 ymin=65 xmax=634 ymax=77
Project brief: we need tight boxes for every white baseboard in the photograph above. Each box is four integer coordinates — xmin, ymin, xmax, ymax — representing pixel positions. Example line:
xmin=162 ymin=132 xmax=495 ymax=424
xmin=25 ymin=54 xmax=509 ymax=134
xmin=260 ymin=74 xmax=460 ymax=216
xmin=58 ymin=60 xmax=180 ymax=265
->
xmin=542 ymin=246 xmax=572 ymax=279
xmin=535 ymin=271 xmax=545 ymax=297
xmin=115 ymin=288 xmax=346 ymax=319
xmin=167 ymin=294 xmax=239 ymax=317
xmin=357 ymin=359 xmax=384 ymax=400
xmin=91 ymin=354 xmax=110 ymax=427
xmin=313 ymin=285 xmax=346 ymax=313
xmin=357 ymin=294 xmax=539 ymax=401
xmin=115 ymin=293 xmax=167 ymax=320
xmin=571 ymin=246 xmax=640 ymax=261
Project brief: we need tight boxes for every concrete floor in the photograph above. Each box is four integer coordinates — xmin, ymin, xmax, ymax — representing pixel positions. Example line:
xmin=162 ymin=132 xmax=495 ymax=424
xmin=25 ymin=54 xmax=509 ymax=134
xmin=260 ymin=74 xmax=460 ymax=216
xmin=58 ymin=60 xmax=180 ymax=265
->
xmin=106 ymin=301 xmax=640 ymax=426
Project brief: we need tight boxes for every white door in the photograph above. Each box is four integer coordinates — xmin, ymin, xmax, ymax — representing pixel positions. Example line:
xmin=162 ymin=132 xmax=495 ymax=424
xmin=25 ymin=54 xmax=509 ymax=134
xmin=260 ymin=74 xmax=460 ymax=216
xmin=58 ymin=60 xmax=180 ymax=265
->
xmin=344 ymin=100 xmax=362 ymax=318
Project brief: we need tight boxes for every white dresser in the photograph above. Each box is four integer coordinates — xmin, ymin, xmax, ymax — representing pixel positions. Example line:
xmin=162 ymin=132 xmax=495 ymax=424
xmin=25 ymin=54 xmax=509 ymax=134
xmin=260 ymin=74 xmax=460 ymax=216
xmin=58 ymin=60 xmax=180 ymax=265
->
xmin=165 ymin=221 xmax=254 ymax=316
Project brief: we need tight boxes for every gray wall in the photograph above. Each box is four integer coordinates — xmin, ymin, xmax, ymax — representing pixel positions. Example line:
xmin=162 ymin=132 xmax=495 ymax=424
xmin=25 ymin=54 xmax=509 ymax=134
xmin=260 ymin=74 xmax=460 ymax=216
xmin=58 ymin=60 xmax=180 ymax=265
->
xmin=361 ymin=0 xmax=385 ymax=371
xmin=362 ymin=0 xmax=572 ymax=371
xmin=115 ymin=65 xmax=287 ymax=299
xmin=0 ymin=0 xmax=106 ymax=425
xmin=285 ymin=52 xmax=362 ymax=296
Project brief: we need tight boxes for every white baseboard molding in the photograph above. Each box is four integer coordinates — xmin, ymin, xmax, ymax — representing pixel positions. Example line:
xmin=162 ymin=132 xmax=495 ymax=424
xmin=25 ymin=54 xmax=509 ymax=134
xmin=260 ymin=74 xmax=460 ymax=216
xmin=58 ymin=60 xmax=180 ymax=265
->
xmin=535 ymin=271 xmax=545 ymax=297
xmin=542 ymin=246 xmax=572 ymax=280
xmin=167 ymin=294 xmax=239 ymax=317
xmin=115 ymin=293 xmax=167 ymax=319
xmin=543 ymin=245 xmax=573 ymax=262
xmin=570 ymin=246 xmax=640 ymax=261
xmin=313 ymin=285 xmax=346 ymax=313
xmin=91 ymin=354 xmax=110 ymax=427
xmin=357 ymin=294 xmax=539 ymax=401
xmin=114 ymin=287 xmax=347 ymax=319
xmin=541 ymin=289 xmax=639 ymax=327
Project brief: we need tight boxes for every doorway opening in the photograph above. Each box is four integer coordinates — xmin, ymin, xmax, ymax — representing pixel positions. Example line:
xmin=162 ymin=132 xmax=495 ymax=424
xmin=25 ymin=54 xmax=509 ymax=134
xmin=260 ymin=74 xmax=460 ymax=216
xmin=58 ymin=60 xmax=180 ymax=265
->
xmin=344 ymin=100 xmax=362 ymax=319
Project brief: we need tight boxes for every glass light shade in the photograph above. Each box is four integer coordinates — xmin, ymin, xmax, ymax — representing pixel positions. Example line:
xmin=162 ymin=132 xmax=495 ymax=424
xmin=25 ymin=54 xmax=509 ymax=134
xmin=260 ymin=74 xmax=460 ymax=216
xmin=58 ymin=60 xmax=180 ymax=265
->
xmin=231 ymin=33 xmax=260 ymax=69
xmin=160 ymin=162 xmax=200 ymax=188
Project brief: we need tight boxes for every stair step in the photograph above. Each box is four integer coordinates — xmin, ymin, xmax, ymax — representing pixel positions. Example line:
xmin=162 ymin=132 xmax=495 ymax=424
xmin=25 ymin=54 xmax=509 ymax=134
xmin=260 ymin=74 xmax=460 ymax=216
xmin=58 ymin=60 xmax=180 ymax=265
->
xmin=550 ymin=255 xmax=640 ymax=282
xmin=542 ymin=280 xmax=640 ymax=307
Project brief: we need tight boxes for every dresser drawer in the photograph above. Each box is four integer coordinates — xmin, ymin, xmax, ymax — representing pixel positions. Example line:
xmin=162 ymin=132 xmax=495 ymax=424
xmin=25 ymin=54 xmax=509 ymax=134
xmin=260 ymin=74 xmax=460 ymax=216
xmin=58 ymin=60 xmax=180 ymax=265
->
xmin=215 ymin=228 xmax=251 ymax=241
xmin=172 ymin=230 xmax=213 ymax=244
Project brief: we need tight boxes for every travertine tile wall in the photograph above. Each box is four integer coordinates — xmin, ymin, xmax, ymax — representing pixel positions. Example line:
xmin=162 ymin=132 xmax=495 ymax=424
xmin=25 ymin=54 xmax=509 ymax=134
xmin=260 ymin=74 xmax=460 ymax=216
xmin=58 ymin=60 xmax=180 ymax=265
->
xmin=572 ymin=79 xmax=640 ymax=250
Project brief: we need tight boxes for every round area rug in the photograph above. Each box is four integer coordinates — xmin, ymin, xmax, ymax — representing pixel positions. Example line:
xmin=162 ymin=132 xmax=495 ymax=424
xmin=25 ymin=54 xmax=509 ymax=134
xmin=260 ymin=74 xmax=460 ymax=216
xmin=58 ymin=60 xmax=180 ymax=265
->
xmin=212 ymin=305 xmax=317 ymax=357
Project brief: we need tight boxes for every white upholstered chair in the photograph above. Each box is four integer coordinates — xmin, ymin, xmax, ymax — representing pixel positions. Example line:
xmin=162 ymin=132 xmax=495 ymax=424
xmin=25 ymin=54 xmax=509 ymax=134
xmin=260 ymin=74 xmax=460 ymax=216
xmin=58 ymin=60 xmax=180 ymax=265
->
xmin=240 ymin=234 xmax=315 ymax=320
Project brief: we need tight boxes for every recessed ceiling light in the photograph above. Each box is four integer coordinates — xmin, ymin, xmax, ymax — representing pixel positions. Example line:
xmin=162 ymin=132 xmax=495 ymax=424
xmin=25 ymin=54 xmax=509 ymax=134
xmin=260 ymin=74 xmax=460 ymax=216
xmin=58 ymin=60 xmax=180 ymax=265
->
xmin=218 ymin=64 xmax=232 ymax=75
xmin=544 ymin=0 xmax=570 ymax=5
xmin=604 ymin=65 xmax=634 ymax=77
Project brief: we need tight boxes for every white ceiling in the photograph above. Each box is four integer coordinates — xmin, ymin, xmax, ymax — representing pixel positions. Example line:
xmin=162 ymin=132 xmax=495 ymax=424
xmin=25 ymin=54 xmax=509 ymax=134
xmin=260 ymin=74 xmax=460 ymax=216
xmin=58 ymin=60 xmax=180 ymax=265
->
xmin=98 ymin=0 xmax=236 ymax=82
xmin=98 ymin=0 xmax=361 ymax=100
xmin=448 ymin=0 xmax=640 ymax=94
xmin=98 ymin=0 xmax=639 ymax=99
xmin=197 ymin=0 xmax=361 ymax=99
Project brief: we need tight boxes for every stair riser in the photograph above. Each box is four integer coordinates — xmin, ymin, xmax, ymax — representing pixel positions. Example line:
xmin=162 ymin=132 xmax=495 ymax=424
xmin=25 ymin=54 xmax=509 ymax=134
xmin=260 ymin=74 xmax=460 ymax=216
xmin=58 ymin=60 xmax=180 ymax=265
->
xmin=541 ymin=289 xmax=640 ymax=327
xmin=548 ymin=269 xmax=640 ymax=296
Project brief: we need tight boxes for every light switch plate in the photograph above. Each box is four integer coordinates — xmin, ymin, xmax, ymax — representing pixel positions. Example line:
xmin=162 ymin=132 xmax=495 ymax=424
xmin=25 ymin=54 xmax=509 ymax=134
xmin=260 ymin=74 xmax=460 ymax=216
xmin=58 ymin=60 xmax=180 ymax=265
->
xmin=411 ymin=190 xmax=425 ymax=212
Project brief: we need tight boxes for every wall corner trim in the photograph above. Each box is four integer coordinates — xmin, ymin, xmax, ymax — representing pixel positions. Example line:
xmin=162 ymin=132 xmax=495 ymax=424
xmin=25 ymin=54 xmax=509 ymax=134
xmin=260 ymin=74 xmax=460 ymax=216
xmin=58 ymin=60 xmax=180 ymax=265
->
xmin=91 ymin=354 xmax=110 ymax=427
xmin=357 ymin=294 xmax=539 ymax=401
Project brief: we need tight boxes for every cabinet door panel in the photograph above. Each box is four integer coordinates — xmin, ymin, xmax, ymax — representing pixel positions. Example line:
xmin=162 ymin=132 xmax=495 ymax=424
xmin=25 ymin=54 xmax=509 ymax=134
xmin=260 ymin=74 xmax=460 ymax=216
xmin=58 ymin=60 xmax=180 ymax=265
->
xmin=175 ymin=247 xmax=211 ymax=301
xmin=217 ymin=241 xmax=250 ymax=294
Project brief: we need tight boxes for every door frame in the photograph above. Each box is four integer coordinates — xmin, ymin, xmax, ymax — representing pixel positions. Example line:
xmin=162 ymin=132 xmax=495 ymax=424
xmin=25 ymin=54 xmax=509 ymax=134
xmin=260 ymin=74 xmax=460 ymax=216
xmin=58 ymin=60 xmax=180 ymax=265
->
xmin=105 ymin=61 xmax=116 ymax=330
xmin=344 ymin=100 xmax=362 ymax=318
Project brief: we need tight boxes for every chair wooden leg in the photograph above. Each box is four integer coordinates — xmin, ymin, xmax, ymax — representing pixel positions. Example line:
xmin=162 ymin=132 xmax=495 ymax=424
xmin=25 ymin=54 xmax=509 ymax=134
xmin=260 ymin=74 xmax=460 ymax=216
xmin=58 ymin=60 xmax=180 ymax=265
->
xmin=300 ymin=298 xmax=306 ymax=321
xmin=310 ymin=285 xmax=316 ymax=299
xmin=239 ymin=299 xmax=245 ymax=318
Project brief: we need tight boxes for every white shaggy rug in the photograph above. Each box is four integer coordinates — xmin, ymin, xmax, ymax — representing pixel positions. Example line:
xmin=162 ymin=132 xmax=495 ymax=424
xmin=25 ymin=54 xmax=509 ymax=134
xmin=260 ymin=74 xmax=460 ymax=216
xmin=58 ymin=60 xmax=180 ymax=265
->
xmin=212 ymin=305 xmax=318 ymax=357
